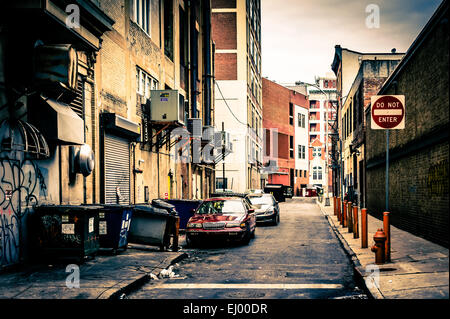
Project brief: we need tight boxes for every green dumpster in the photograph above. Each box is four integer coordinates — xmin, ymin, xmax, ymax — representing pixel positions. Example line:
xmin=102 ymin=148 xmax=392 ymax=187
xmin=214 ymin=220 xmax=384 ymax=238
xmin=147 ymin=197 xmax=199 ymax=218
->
xmin=34 ymin=205 xmax=102 ymax=262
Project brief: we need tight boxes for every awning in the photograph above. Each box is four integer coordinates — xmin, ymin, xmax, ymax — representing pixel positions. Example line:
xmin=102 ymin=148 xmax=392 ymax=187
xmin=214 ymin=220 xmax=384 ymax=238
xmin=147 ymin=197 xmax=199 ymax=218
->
xmin=101 ymin=113 xmax=140 ymax=140
xmin=29 ymin=95 xmax=84 ymax=145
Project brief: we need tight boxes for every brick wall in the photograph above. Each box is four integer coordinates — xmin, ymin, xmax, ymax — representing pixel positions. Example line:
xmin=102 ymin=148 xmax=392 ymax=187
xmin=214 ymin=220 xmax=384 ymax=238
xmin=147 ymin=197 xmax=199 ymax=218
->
xmin=365 ymin=9 xmax=449 ymax=247
xmin=215 ymin=53 xmax=237 ymax=80
xmin=212 ymin=12 xmax=237 ymax=50
xmin=212 ymin=0 xmax=236 ymax=9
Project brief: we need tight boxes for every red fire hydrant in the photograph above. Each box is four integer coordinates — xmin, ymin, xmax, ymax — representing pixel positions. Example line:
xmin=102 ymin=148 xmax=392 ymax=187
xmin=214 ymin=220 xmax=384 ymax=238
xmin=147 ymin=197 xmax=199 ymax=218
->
xmin=371 ymin=229 xmax=387 ymax=264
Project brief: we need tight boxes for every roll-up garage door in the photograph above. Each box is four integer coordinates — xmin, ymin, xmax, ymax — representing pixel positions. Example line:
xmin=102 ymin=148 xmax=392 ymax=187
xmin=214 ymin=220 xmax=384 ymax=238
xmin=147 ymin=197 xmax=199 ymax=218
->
xmin=104 ymin=134 xmax=130 ymax=204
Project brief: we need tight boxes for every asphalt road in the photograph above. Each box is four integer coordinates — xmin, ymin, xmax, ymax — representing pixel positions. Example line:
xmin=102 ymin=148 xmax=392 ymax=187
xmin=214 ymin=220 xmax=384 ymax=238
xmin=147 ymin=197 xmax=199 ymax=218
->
xmin=129 ymin=197 xmax=365 ymax=299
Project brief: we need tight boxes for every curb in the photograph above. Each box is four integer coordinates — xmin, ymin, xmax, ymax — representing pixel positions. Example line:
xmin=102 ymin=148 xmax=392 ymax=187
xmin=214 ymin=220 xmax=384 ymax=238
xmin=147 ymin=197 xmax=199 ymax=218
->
xmin=104 ymin=252 xmax=189 ymax=299
xmin=316 ymin=201 xmax=384 ymax=299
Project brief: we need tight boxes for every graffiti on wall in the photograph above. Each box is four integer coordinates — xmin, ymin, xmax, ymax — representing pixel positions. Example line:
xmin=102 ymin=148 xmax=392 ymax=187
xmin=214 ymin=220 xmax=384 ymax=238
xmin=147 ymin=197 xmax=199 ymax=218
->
xmin=426 ymin=159 xmax=449 ymax=197
xmin=0 ymin=158 xmax=47 ymax=266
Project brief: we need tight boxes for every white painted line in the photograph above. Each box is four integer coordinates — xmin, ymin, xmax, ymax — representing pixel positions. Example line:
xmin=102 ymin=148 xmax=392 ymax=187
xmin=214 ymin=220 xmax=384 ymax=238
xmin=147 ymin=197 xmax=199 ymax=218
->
xmin=373 ymin=109 xmax=403 ymax=116
xmin=151 ymin=283 xmax=344 ymax=290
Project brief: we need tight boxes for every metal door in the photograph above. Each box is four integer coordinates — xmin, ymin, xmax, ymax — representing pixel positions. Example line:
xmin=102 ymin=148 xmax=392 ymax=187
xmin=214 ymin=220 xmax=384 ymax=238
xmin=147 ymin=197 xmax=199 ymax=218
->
xmin=104 ymin=134 xmax=130 ymax=204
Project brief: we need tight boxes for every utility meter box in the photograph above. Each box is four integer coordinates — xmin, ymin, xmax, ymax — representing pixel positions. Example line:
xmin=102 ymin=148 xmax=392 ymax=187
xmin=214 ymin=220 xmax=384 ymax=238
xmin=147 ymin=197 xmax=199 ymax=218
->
xmin=150 ymin=90 xmax=185 ymax=126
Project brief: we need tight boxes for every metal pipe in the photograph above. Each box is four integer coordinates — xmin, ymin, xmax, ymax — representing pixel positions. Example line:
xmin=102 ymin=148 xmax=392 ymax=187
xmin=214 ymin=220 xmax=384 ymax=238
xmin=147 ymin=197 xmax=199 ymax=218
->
xmin=190 ymin=0 xmax=198 ymax=118
xmin=203 ymin=0 xmax=212 ymax=126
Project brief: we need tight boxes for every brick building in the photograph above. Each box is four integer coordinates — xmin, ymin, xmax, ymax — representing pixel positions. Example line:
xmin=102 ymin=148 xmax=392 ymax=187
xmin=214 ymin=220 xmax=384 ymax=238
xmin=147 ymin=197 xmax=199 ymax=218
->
xmin=307 ymin=76 xmax=337 ymax=194
xmin=212 ymin=0 xmax=263 ymax=192
xmin=262 ymin=78 xmax=309 ymax=193
xmin=0 ymin=0 xmax=215 ymax=267
xmin=339 ymin=59 xmax=402 ymax=207
xmin=331 ymin=46 xmax=404 ymax=201
xmin=365 ymin=0 xmax=449 ymax=247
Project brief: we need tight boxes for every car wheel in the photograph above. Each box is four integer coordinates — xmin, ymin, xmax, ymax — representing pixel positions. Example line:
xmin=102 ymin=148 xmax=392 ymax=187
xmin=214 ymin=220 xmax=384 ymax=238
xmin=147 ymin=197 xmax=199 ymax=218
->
xmin=272 ymin=213 xmax=280 ymax=226
xmin=250 ymin=227 xmax=256 ymax=239
xmin=185 ymin=235 xmax=195 ymax=248
xmin=242 ymin=230 xmax=251 ymax=245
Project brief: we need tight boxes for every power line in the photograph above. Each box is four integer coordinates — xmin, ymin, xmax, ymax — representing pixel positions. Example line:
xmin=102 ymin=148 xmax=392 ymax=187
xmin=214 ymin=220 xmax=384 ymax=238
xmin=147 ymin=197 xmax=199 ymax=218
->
xmin=215 ymin=81 xmax=247 ymax=126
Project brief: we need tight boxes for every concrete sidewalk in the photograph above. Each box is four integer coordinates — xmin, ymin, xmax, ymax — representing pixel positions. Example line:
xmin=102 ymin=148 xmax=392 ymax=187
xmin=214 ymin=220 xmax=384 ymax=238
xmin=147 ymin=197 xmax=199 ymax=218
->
xmin=0 ymin=246 xmax=187 ymax=299
xmin=317 ymin=199 xmax=449 ymax=299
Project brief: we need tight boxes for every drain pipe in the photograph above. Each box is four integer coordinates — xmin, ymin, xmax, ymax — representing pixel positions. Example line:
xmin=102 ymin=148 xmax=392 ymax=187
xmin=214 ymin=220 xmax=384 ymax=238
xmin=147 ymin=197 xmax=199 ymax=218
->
xmin=203 ymin=0 xmax=212 ymax=126
xmin=190 ymin=0 xmax=198 ymax=118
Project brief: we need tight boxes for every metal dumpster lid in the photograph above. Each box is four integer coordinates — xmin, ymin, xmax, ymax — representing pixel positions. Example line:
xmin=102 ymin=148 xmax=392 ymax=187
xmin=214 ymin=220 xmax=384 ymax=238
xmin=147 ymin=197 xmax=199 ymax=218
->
xmin=133 ymin=204 xmax=170 ymax=215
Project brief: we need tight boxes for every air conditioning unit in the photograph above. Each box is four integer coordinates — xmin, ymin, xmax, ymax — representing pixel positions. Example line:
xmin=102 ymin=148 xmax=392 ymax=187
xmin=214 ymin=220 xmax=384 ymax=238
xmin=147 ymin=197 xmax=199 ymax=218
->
xmin=187 ymin=118 xmax=202 ymax=137
xmin=202 ymin=125 xmax=215 ymax=143
xmin=150 ymin=90 xmax=185 ymax=125
xmin=33 ymin=44 xmax=78 ymax=104
xmin=214 ymin=132 xmax=223 ymax=148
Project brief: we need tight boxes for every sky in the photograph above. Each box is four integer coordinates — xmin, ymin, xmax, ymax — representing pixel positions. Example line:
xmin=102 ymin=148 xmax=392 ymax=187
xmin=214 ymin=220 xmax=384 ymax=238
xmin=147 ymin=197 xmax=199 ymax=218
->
xmin=261 ymin=0 xmax=443 ymax=85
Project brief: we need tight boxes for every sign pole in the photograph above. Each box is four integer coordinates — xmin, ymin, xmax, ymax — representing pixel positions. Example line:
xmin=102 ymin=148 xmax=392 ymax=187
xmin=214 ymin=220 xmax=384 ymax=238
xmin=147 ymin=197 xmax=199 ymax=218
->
xmin=385 ymin=129 xmax=389 ymax=211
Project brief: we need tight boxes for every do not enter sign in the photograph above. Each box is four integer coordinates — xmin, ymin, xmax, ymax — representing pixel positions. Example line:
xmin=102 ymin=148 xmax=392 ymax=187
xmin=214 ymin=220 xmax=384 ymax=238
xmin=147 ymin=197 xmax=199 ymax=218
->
xmin=371 ymin=95 xmax=405 ymax=129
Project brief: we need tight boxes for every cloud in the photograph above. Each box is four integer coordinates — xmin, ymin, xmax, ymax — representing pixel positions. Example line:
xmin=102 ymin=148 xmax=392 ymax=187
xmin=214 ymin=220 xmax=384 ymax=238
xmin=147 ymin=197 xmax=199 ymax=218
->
xmin=261 ymin=0 xmax=443 ymax=84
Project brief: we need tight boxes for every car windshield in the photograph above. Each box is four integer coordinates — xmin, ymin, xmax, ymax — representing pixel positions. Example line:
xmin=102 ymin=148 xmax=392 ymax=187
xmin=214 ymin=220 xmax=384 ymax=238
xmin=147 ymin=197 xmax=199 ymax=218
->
xmin=196 ymin=200 xmax=246 ymax=215
xmin=249 ymin=195 xmax=273 ymax=206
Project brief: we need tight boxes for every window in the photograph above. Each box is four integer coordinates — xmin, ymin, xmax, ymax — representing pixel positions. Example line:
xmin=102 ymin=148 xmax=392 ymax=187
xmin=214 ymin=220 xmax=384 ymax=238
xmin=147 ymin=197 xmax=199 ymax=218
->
xmin=313 ymin=147 xmax=322 ymax=158
xmin=298 ymin=145 xmax=305 ymax=159
xmin=313 ymin=166 xmax=322 ymax=180
xmin=289 ymin=136 xmax=294 ymax=158
xmin=297 ymin=113 xmax=306 ymax=128
xmin=164 ymin=0 xmax=174 ymax=60
xmin=289 ymin=103 xmax=294 ymax=125
xmin=131 ymin=0 xmax=151 ymax=34
xmin=137 ymin=67 xmax=158 ymax=98
xmin=216 ymin=177 xmax=228 ymax=190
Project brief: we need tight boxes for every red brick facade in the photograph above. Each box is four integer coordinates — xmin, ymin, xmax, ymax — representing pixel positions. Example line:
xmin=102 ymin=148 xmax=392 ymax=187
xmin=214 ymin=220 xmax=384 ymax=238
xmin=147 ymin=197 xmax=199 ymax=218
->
xmin=214 ymin=53 xmax=237 ymax=80
xmin=211 ymin=12 xmax=237 ymax=50
xmin=263 ymin=78 xmax=297 ymax=187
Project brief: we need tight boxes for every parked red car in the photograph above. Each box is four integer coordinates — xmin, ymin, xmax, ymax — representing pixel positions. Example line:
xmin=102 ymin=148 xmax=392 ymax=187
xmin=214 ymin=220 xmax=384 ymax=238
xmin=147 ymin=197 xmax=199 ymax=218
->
xmin=185 ymin=197 xmax=256 ymax=246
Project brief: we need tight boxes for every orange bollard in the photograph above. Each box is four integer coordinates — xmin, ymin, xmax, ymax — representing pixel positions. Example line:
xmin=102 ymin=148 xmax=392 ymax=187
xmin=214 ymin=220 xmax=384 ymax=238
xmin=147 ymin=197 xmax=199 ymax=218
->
xmin=343 ymin=200 xmax=347 ymax=227
xmin=361 ymin=208 xmax=368 ymax=248
xmin=333 ymin=197 xmax=337 ymax=215
xmin=347 ymin=201 xmax=353 ymax=233
xmin=353 ymin=205 xmax=359 ymax=239
xmin=383 ymin=212 xmax=391 ymax=262
xmin=337 ymin=197 xmax=341 ymax=222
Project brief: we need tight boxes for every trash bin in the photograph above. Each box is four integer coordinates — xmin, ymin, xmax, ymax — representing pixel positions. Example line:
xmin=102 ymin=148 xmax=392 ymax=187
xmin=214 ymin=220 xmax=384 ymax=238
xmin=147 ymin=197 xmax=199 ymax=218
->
xmin=264 ymin=184 xmax=285 ymax=202
xmin=33 ymin=205 xmax=102 ymax=261
xmin=163 ymin=199 xmax=202 ymax=230
xmin=96 ymin=205 xmax=133 ymax=252
xmin=128 ymin=205 xmax=174 ymax=251
xmin=151 ymin=199 xmax=178 ymax=215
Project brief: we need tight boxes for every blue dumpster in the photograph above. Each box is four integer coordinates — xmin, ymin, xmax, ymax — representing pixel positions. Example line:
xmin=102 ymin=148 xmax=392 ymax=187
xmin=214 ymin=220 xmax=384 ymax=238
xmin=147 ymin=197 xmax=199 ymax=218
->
xmin=163 ymin=199 xmax=202 ymax=230
xmin=96 ymin=205 xmax=133 ymax=252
